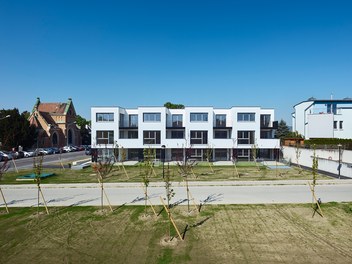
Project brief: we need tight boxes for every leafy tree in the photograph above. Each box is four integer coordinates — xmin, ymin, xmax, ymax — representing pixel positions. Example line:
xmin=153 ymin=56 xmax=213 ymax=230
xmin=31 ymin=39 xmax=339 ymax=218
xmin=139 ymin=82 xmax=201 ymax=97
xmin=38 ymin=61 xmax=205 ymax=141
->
xmin=0 ymin=109 xmax=36 ymax=150
xmin=75 ymin=115 xmax=91 ymax=145
xmin=164 ymin=102 xmax=185 ymax=109
xmin=276 ymin=119 xmax=291 ymax=139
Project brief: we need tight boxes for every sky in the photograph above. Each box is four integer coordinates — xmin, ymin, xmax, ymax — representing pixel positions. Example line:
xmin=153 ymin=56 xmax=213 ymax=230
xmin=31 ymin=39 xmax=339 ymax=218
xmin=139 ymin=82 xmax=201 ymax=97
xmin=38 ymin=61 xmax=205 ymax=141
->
xmin=0 ymin=0 xmax=351 ymax=125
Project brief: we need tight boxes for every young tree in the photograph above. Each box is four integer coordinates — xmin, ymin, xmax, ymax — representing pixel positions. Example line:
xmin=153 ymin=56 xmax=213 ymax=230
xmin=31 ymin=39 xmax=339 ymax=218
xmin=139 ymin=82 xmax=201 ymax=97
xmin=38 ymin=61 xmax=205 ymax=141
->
xmin=251 ymin=141 xmax=260 ymax=170
xmin=205 ymin=145 xmax=214 ymax=173
xmin=92 ymin=152 xmax=114 ymax=213
xmin=33 ymin=155 xmax=49 ymax=215
xmin=295 ymin=139 xmax=302 ymax=173
xmin=177 ymin=158 xmax=197 ymax=213
xmin=142 ymin=148 xmax=153 ymax=216
xmin=310 ymin=145 xmax=323 ymax=217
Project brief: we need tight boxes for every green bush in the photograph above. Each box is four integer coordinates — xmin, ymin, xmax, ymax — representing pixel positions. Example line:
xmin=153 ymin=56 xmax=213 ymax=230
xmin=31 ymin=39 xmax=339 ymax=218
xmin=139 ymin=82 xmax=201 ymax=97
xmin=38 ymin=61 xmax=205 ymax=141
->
xmin=304 ymin=138 xmax=352 ymax=150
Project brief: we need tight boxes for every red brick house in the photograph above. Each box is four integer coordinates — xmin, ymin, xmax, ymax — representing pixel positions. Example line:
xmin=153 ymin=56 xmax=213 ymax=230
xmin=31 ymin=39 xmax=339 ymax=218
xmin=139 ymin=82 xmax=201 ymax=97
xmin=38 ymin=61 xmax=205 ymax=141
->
xmin=29 ymin=97 xmax=81 ymax=148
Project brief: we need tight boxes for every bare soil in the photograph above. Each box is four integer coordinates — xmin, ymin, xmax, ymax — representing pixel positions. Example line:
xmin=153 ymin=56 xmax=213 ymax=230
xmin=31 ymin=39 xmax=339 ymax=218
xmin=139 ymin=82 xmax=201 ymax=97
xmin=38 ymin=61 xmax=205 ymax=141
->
xmin=1 ymin=203 xmax=351 ymax=264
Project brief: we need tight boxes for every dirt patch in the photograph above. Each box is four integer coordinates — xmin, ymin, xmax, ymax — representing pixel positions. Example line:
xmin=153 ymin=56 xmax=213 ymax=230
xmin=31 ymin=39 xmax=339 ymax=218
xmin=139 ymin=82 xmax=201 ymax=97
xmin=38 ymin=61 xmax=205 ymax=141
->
xmin=159 ymin=235 xmax=179 ymax=247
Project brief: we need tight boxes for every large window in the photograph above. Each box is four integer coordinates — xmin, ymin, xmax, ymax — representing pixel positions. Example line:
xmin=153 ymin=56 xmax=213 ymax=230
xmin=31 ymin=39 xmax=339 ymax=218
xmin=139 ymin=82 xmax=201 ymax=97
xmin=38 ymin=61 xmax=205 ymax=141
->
xmin=172 ymin=114 xmax=183 ymax=127
xmin=129 ymin=115 xmax=138 ymax=127
xmin=215 ymin=115 xmax=226 ymax=127
xmin=143 ymin=113 xmax=161 ymax=122
xmin=96 ymin=113 xmax=114 ymax=122
xmin=190 ymin=131 xmax=208 ymax=144
xmin=190 ymin=113 xmax=208 ymax=122
xmin=238 ymin=113 xmax=255 ymax=122
xmin=237 ymin=131 xmax=255 ymax=144
xmin=120 ymin=114 xmax=125 ymax=127
xmin=128 ymin=131 xmax=138 ymax=139
xmin=214 ymin=130 xmax=228 ymax=139
xmin=171 ymin=130 xmax=184 ymax=139
xmin=260 ymin=115 xmax=270 ymax=127
xmin=96 ymin=131 xmax=114 ymax=144
xmin=143 ymin=131 xmax=161 ymax=144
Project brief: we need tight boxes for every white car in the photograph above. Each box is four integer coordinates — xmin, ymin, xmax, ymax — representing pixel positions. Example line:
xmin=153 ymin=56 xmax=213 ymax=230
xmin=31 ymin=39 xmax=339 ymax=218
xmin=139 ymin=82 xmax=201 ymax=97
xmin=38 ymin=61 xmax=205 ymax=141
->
xmin=23 ymin=151 xmax=34 ymax=157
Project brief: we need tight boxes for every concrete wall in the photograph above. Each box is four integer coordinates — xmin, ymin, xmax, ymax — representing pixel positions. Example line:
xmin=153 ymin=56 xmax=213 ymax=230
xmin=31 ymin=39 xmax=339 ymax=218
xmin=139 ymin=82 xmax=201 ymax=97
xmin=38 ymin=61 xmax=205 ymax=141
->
xmin=282 ymin=146 xmax=352 ymax=178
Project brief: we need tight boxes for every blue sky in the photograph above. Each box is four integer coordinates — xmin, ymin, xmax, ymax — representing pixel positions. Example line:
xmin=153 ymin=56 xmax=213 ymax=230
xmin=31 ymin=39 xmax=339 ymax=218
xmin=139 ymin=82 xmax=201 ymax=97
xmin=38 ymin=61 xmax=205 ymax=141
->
xmin=1 ymin=0 xmax=351 ymax=125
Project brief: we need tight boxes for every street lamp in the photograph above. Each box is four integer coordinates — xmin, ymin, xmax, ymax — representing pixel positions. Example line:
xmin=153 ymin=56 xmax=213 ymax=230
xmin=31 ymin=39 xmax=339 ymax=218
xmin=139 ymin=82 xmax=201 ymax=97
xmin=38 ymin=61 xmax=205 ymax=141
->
xmin=0 ymin=115 xmax=10 ymax=121
xmin=337 ymin=144 xmax=342 ymax=179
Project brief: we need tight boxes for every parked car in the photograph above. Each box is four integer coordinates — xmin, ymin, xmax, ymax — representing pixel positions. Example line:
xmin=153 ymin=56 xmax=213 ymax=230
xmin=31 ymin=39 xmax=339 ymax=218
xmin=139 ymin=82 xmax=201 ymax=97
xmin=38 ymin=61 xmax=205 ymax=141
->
xmin=50 ymin=147 xmax=60 ymax=154
xmin=23 ymin=151 xmax=34 ymax=157
xmin=0 ymin=151 xmax=9 ymax=161
xmin=34 ymin=148 xmax=47 ymax=156
xmin=85 ymin=147 xmax=91 ymax=155
xmin=44 ymin=148 xmax=54 ymax=155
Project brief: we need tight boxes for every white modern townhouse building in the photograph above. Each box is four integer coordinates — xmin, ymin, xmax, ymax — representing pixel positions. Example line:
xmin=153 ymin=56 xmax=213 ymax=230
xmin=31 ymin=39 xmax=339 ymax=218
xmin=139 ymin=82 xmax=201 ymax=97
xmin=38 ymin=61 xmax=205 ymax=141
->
xmin=292 ymin=98 xmax=352 ymax=139
xmin=91 ymin=106 xmax=280 ymax=161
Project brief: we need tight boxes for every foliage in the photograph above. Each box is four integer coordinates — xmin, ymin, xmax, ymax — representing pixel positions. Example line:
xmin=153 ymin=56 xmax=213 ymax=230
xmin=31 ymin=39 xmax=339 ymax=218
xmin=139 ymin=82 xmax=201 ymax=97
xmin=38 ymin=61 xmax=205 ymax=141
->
xmin=276 ymin=119 xmax=291 ymax=139
xmin=0 ymin=108 xmax=36 ymax=150
xmin=76 ymin=115 xmax=91 ymax=145
xmin=164 ymin=102 xmax=185 ymax=109
xmin=304 ymin=138 xmax=352 ymax=150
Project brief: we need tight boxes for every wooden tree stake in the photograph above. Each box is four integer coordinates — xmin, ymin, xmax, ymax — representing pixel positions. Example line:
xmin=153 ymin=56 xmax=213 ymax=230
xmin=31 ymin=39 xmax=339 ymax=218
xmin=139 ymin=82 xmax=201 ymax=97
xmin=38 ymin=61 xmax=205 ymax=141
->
xmin=308 ymin=182 xmax=324 ymax=217
xmin=0 ymin=187 xmax=9 ymax=213
xmin=141 ymin=184 xmax=157 ymax=217
xmin=159 ymin=196 xmax=183 ymax=241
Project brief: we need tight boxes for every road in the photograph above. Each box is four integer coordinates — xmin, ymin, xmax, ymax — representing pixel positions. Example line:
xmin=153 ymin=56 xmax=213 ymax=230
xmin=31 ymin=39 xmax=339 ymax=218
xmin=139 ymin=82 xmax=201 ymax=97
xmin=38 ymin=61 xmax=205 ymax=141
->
xmin=2 ymin=151 xmax=88 ymax=171
xmin=1 ymin=180 xmax=352 ymax=207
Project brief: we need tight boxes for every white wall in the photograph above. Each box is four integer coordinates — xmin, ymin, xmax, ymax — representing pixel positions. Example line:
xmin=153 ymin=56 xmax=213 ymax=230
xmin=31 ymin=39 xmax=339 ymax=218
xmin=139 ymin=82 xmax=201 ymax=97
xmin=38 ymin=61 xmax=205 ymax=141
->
xmin=282 ymin=146 xmax=352 ymax=178
xmin=308 ymin=114 xmax=333 ymax=138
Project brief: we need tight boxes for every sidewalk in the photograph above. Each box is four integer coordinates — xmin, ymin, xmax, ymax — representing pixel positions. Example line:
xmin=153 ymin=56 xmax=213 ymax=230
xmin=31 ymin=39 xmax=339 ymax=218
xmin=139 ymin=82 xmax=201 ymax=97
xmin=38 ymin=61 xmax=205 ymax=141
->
xmin=2 ymin=179 xmax=352 ymax=190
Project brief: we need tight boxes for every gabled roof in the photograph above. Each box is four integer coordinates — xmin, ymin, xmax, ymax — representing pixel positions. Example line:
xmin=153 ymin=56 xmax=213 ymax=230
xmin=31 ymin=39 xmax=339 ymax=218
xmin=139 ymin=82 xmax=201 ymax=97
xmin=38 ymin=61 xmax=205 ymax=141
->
xmin=32 ymin=97 xmax=74 ymax=115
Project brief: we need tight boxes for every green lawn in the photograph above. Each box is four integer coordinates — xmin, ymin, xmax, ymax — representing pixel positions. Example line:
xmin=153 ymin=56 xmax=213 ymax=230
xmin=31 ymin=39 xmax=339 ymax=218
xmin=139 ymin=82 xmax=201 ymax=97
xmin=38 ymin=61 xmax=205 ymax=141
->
xmin=1 ymin=203 xmax=351 ymax=263
xmin=0 ymin=161 xmax=330 ymax=184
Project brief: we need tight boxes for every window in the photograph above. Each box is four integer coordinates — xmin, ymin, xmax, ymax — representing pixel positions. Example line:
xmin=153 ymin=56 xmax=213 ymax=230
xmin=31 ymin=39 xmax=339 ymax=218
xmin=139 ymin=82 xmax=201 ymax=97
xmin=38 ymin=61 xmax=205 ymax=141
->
xmin=119 ymin=114 xmax=124 ymax=127
xmin=96 ymin=131 xmax=114 ymax=144
xmin=128 ymin=131 xmax=138 ymax=139
xmin=214 ymin=130 xmax=228 ymax=139
xmin=171 ymin=131 xmax=184 ymax=139
xmin=190 ymin=131 xmax=208 ymax=144
xmin=129 ymin=115 xmax=138 ymax=127
xmin=260 ymin=130 xmax=272 ymax=139
xmin=260 ymin=115 xmax=271 ymax=127
xmin=143 ymin=131 xmax=161 ymax=144
xmin=333 ymin=121 xmax=338 ymax=129
xmin=215 ymin=115 xmax=226 ymax=127
xmin=191 ymin=149 xmax=203 ymax=159
xmin=215 ymin=149 xmax=228 ymax=161
xmin=339 ymin=121 xmax=343 ymax=129
xmin=143 ymin=113 xmax=161 ymax=122
xmin=238 ymin=131 xmax=255 ymax=144
xmin=172 ymin=114 xmax=183 ymax=127
xmin=238 ymin=113 xmax=255 ymax=122
xmin=96 ymin=113 xmax=114 ymax=122
xmin=238 ymin=149 xmax=250 ymax=158
xmin=190 ymin=113 xmax=208 ymax=122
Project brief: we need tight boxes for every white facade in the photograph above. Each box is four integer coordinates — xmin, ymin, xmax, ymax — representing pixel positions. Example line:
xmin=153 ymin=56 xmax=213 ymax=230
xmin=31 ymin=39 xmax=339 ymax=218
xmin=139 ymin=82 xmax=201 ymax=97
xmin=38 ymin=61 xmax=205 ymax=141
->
xmin=292 ymin=98 xmax=352 ymax=139
xmin=91 ymin=106 xmax=280 ymax=161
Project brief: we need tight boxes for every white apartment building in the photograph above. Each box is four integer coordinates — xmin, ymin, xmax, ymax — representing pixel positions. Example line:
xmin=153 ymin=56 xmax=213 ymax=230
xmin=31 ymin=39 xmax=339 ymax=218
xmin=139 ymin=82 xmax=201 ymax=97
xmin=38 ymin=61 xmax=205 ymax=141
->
xmin=292 ymin=98 xmax=352 ymax=139
xmin=91 ymin=106 xmax=280 ymax=161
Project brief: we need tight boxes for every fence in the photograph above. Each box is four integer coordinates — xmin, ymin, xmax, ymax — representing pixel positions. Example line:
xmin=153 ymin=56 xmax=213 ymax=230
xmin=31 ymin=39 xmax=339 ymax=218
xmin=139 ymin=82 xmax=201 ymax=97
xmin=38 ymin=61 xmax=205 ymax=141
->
xmin=282 ymin=146 xmax=352 ymax=178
